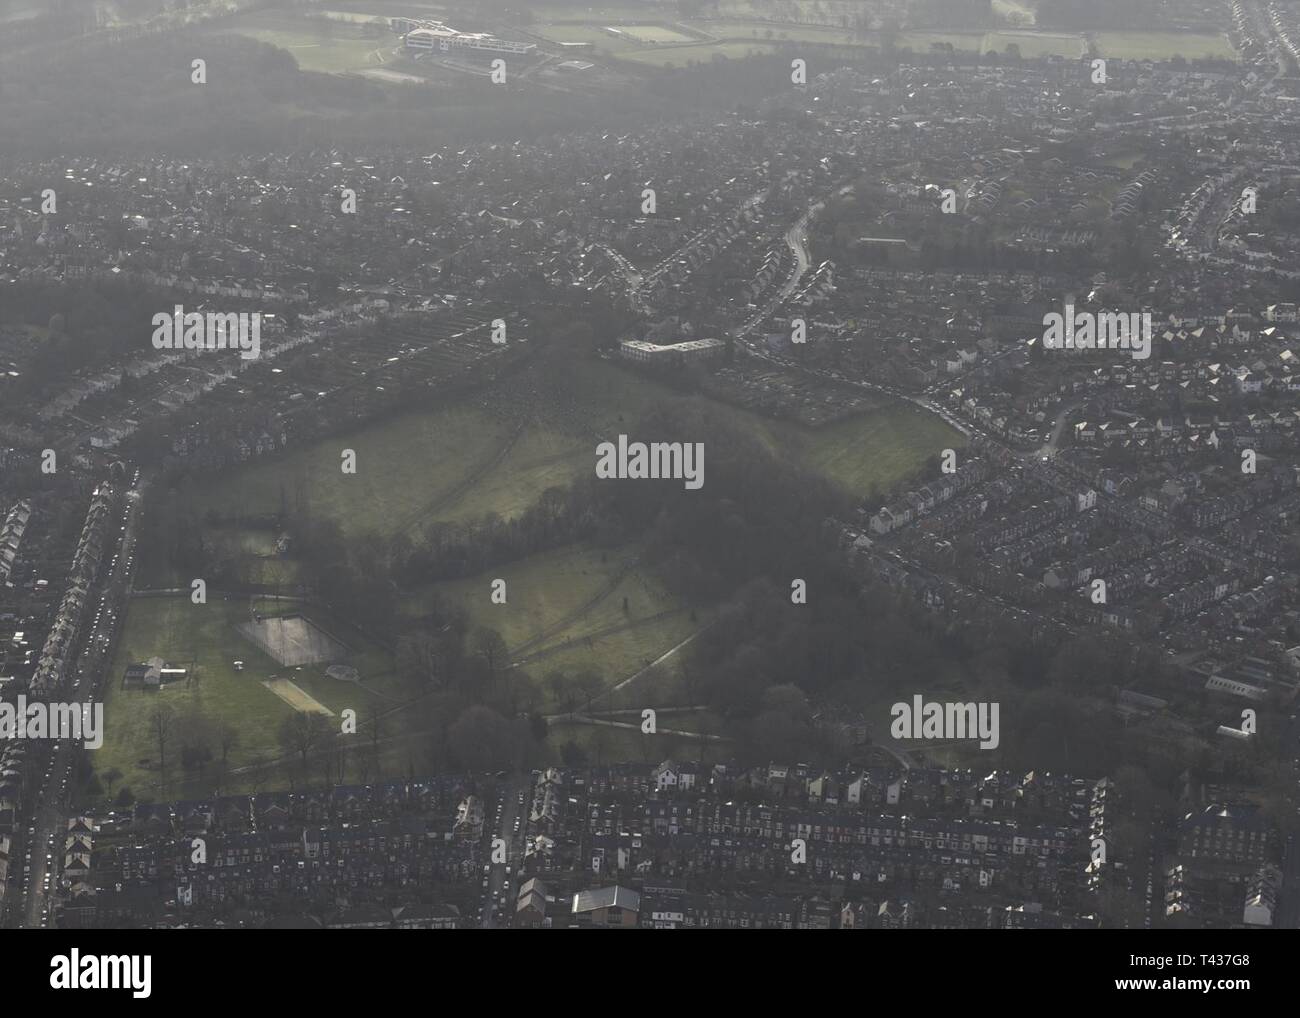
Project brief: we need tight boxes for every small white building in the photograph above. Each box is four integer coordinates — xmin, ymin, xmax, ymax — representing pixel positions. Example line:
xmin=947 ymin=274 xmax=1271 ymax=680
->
xmin=1244 ymin=865 xmax=1281 ymax=926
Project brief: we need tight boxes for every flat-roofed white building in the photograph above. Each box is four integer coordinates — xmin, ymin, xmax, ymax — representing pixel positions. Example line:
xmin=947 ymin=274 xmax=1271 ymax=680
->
xmin=454 ymin=32 xmax=536 ymax=54
xmin=405 ymin=26 xmax=457 ymax=50
xmin=620 ymin=337 xmax=724 ymax=365
xmin=404 ymin=22 xmax=536 ymax=55
xmin=1204 ymin=674 xmax=1268 ymax=701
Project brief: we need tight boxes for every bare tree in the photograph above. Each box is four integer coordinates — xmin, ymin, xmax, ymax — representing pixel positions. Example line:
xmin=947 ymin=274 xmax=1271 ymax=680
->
xmin=102 ymin=766 xmax=123 ymax=801
xmin=574 ymin=669 xmax=604 ymax=712
xmin=248 ymin=756 xmax=271 ymax=798
xmin=279 ymin=712 xmax=331 ymax=769
xmin=472 ymin=626 xmax=509 ymax=685
xmin=218 ymin=721 xmax=240 ymax=766
xmin=149 ymin=704 xmax=176 ymax=777
xmin=369 ymin=715 xmax=385 ymax=781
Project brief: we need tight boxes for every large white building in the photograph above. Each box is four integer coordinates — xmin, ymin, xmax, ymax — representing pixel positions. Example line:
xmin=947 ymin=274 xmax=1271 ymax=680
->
xmin=619 ymin=337 xmax=724 ymax=366
xmin=402 ymin=21 xmax=537 ymax=56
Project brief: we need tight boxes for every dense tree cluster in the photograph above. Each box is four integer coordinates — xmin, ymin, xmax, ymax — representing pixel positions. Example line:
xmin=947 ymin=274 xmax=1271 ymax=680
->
xmin=0 ymin=279 xmax=161 ymax=398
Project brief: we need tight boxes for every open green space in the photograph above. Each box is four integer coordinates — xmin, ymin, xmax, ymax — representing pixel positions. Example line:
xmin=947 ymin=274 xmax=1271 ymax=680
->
xmin=897 ymin=28 xmax=1235 ymax=61
xmin=546 ymin=718 xmax=725 ymax=766
xmin=617 ymin=40 xmax=780 ymax=65
xmin=177 ymin=403 xmax=516 ymax=540
xmin=213 ymin=4 xmax=1234 ymax=78
xmin=203 ymin=526 xmax=302 ymax=587
xmin=992 ymin=0 xmax=1036 ymax=26
xmin=790 ymin=404 xmax=960 ymax=500
xmin=123 ymin=354 xmax=958 ymax=778
xmin=409 ymin=542 xmax=699 ymax=697
xmin=528 ymin=3 xmax=1234 ymax=64
xmin=1101 ymin=151 xmax=1148 ymax=169
xmin=168 ymin=358 xmax=961 ymax=548
xmin=615 ymin=24 xmax=700 ymax=44
xmin=539 ymin=23 xmax=639 ymax=51
xmin=214 ymin=9 xmax=396 ymax=73
xmin=531 ymin=2 xmax=695 ymax=20
xmin=93 ymin=595 xmax=405 ymax=800
xmin=1090 ymin=31 xmax=1236 ymax=61
xmin=705 ymin=20 xmax=867 ymax=45
xmin=982 ymin=30 xmax=1085 ymax=59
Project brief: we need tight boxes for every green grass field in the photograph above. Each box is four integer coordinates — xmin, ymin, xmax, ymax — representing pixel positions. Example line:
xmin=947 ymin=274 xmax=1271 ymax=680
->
xmin=992 ymin=0 xmax=1036 ymax=26
xmin=207 ymin=3 xmax=1234 ymax=80
xmin=408 ymin=542 xmax=699 ymax=699
xmin=536 ymin=20 xmax=778 ymax=65
xmin=168 ymin=358 xmax=958 ymax=547
xmin=93 ymin=596 xmax=407 ymax=799
xmin=546 ymin=717 xmax=725 ymax=766
xmin=787 ymin=405 xmax=960 ymax=499
xmin=201 ymin=526 xmax=302 ymax=587
xmin=539 ymin=23 xmax=638 ymax=49
xmin=529 ymin=2 xmax=1235 ymax=64
xmin=1090 ymin=32 xmax=1236 ymax=61
xmin=706 ymin=20 xmax=865 ymax=45
xmin=1101 ymin=151 xmax=1148 ymax=169
xmin=897 ymin=28 xmax=1235 ymax=61
xmin=532 ymin=2 xmax=695 ymax=20
xmin=617 ymin=24 xmax=699 ymax=44
xmin=618 ymin=40 xmax=780 ymax=65
xmin=570 ymin=360 xmax=960 ymax=500
xmin=982 ymin=30 xmax=1085 ymax=59
xmin=214 ymin=10 xmax=396 ymax=73
xmin=124 ymin=355 xmax=956 ymax=778
xmin=94 ymin=574 xmax=698 ymax=796
xmin=176 ymin=403 xmax=516 ymax=540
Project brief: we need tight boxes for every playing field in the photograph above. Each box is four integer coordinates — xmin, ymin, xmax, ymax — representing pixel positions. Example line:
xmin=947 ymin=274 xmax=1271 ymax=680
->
xmin=409 ymin=542 xmax=699 ymax=700
xmin=1090 ymin=32 xmax=1236 ymax=61
xmin=130 ymin=357 xmax=958 ymax=743
xmin=94 ymin=597 xmax=405 ymax=798
xmin=240 ymin=614 xmax=347 ymax=667
xmin=798 ymin=405 xmax=961 ymax=499
xmin=213 ymin=10 xmax=397 ymax=73
xmin=618 ymin=41 xmax=779 ymax=66
xmin=529 ymin=4 xmax=1235 ymax=65
xmin=615 ymin=24 xmax=699 ymax=44
xmin=153 ymin=358 xmax=961 ymax=568
xmin=171 ymin=404 xmax=519 ymax=541
xmin=898 ymin=29 xmax=1236 ymax=61
xmin=705 ymin=20 xmax=865 ymax=45
xmin=540 ymin=23 xmax=637 ymax=51
xmin=263 ymin=677 xmax=336 ymax=715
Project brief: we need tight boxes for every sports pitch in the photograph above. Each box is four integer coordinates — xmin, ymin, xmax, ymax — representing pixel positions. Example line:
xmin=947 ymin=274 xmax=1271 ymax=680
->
xmin=239 ymin=614 xmax=347 ymax=666
xmin=612 ymin=25 xmax=698 ymax=44
xmin=263 ymin=677 xmax=336 ymax=715
xmin=95 ymin=597 xmax=409 ymax=797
